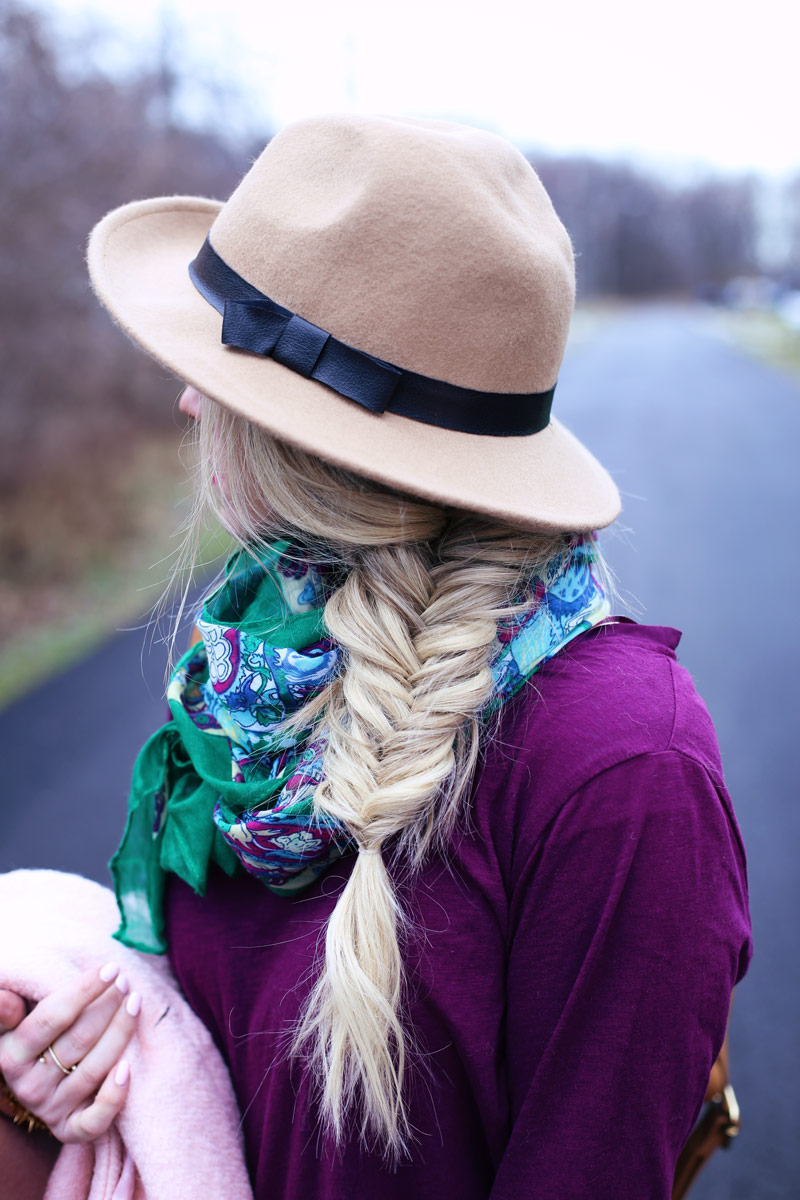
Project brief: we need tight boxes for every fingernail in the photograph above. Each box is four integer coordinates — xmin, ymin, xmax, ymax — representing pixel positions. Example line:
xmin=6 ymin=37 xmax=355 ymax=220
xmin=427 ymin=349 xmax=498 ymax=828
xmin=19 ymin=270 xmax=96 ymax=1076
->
xmin=115 ymin=974 xmax=129 ymax=994
xmin=126 ymin=991 xmax=141 ymax=1017
xmin=115 ymin=1060 xmax=130 ymax=1087
xmin=99 ymin=962 xmax=119 ymax=983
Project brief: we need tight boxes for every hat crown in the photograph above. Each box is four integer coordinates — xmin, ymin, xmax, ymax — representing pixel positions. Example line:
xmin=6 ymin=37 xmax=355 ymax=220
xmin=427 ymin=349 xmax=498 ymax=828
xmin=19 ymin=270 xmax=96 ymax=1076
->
xmin=209 ymin=116 xmax=575 ymax=393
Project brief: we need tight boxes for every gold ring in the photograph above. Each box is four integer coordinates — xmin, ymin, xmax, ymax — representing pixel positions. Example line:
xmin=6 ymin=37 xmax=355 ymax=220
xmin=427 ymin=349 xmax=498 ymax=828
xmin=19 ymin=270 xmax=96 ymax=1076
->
xmin=38 ymin=1045 xmax=77 ymax=1076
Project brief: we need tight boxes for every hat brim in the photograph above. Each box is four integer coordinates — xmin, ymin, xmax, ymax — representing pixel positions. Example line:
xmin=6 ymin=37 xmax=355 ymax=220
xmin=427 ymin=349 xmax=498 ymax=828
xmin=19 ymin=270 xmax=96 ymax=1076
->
xmin=87 ymin=197 xmax=621 ymax=533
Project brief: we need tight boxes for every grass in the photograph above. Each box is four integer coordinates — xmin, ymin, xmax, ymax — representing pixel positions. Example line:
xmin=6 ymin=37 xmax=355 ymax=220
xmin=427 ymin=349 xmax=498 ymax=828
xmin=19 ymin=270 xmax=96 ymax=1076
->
xmin=0 ymin=431 xmax=233 ymax=710
xmin=707 ymin=308 xmax=800 ymax=380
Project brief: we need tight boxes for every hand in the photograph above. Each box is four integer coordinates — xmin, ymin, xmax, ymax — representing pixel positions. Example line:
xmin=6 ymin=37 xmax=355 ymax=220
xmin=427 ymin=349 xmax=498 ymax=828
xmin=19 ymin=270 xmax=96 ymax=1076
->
xmin=0 ymin=988 xmax=27 ymax=1035
xmin=0 ymin=964 xmax=140 ymax=1143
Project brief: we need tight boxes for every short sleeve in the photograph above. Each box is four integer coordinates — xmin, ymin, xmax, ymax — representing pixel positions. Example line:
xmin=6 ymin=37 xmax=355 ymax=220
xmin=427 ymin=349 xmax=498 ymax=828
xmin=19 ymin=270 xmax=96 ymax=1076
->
xmin=491 ymin=750 xmax=753 ymax=1200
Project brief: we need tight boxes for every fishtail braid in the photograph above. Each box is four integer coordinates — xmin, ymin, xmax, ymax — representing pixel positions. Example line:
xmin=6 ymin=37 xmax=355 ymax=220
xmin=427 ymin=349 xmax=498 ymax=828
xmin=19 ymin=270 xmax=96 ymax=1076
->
xmin=190 ymin=398 xmax=573 ymax=1158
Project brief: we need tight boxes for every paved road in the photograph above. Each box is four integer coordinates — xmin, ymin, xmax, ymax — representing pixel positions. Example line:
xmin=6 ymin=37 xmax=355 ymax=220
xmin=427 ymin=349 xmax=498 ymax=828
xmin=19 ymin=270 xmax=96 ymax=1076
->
xmin=1 ymin=304 xmax=798 ymax=1198
xmin=559 ymin=305 xmax=800 ymax=1200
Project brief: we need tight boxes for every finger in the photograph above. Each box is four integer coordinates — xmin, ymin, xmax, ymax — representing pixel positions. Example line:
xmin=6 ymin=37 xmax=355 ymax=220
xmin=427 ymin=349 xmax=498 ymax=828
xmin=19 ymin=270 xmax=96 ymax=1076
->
xmin=46 ymin=972 xmax=131 ymax=1075
xmin=0 ymin=989 xmax=26 ymax=1033
xmin=0 ymin=985 xmax=138 ymax=1132
xmin=56 ymin=990 xmax=140 ymax=1111
xmin=0 ymin=963 xmax=121 ymax=1071
xmin=61 ymin=1059 xmax=131 ymax=1145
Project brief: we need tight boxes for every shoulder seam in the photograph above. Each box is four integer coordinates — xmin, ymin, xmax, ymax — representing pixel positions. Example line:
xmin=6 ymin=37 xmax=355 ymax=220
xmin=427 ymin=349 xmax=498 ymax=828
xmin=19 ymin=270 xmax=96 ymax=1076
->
xmin=666 ymin=654 xmax=679 ymax=749
xmin=516 ymin=748 xmax=717 ymax=887
xmin=559 ymin=747 xmax=712 ymax=814
xmin=519 ymin=747 xmax=740 ymax=883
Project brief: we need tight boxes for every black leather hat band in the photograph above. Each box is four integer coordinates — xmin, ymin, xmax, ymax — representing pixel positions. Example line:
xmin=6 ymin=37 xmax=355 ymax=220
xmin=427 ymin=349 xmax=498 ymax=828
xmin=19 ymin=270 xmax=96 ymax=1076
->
xmin=189 ymin=236 xmax=555 ymax=437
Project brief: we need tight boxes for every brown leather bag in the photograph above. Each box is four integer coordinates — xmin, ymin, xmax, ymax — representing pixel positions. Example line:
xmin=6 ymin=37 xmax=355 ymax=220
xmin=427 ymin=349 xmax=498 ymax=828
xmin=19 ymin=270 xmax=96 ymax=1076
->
xmin=672 ymin=997 xmax=741 ymax=1199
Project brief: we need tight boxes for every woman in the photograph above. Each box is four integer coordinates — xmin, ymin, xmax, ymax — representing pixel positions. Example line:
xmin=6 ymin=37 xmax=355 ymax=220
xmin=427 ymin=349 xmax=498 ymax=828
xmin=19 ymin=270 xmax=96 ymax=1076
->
xmin=0 ymin=116 xmax=752 ymax=1198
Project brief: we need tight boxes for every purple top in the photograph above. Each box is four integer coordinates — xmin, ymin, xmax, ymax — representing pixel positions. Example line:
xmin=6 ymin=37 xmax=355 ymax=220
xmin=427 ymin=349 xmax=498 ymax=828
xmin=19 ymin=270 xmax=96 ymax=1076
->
xmin=165 ymin=621 xmax=753 ymax=1199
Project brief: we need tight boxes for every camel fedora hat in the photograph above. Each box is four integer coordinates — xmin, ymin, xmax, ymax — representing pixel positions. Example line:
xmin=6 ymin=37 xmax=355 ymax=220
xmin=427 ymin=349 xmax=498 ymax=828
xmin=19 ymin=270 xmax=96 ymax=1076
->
xmin=87 ymin=114 xmax=620 ymax=532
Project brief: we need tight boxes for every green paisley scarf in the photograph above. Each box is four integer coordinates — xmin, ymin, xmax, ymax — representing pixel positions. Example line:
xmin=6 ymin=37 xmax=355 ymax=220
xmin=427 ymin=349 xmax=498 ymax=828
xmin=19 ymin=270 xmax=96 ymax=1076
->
xmin=112 ymin=537 xmax=609 ymax=953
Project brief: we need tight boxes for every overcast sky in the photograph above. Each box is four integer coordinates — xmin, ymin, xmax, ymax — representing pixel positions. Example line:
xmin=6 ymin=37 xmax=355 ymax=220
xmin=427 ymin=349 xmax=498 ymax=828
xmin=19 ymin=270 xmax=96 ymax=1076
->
xmin=40 ymin=0 xmax=800 ymax=176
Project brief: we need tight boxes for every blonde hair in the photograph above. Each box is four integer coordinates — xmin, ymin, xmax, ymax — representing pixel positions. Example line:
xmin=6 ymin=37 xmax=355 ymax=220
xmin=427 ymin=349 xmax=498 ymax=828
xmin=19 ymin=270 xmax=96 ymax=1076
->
xmin=186 ymin=396 xmax=580 ymax=1158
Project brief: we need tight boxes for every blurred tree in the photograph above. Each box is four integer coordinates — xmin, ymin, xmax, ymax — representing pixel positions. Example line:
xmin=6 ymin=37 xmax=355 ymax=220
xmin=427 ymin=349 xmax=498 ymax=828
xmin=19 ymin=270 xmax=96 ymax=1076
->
xmin=784 ymin=172 xmax=800 ymax=289
xmin=532 ymin=154 xmax=759 ymax=299
xmin=0 ymin=0 xmax=250 ymax=492
xmin=677 ymin=177 xmax=759 ymax=289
